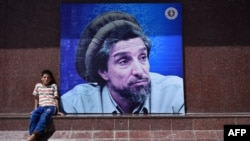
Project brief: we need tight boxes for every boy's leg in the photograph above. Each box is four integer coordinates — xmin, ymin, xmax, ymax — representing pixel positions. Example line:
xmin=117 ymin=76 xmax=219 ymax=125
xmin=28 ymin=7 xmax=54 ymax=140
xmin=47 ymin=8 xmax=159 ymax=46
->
xmin=34 ymin=106 xmax=56 ymax=134
xmin=28 ymin=107 xmax=42 ymax=135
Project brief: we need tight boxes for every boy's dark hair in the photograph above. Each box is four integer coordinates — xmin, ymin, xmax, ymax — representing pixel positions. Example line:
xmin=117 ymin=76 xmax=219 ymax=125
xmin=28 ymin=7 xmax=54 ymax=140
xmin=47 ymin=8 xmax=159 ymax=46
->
xmin=41 ymin=69 xmax=56 ymax=85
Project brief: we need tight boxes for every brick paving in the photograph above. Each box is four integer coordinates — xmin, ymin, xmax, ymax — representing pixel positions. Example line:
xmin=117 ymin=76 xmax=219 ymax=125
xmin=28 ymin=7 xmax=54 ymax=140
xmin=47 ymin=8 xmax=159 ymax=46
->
xmin=0 ymin=130 xmax=223 ymax=141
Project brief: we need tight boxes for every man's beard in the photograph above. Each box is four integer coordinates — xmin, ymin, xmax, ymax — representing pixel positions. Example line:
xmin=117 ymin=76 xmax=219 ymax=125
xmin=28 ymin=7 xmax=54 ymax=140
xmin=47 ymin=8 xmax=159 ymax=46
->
xmin=113 ymin=81 xmax=151 ymax=103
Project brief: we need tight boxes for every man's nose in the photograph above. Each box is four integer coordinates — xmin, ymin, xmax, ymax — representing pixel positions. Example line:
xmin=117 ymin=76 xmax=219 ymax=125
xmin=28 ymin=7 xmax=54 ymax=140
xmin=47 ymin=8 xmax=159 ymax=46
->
xmin=131 ymin=61 xmax=144 ymax=76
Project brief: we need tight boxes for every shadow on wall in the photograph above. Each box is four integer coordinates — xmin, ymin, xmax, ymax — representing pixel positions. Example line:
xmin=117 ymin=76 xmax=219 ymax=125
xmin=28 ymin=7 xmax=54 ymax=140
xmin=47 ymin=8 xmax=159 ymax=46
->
xmin=1 ymin=0 xmax=250 ymax=48
xmin=0 ymin=0 xmax=60 ymax=49
xmin=182 ymin=0 xmax=250 ymax=46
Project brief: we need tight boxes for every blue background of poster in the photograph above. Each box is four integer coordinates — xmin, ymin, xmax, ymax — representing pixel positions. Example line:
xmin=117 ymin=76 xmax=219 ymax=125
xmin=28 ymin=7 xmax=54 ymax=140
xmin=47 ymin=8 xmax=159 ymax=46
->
xmin=60 ymin=3 xmax=183 ymax=95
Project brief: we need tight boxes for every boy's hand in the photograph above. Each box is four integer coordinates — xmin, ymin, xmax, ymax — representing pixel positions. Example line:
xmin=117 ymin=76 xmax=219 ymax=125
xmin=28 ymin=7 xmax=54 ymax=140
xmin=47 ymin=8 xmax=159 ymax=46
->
xmin=56 ymin=111 xmax=64 ymax=116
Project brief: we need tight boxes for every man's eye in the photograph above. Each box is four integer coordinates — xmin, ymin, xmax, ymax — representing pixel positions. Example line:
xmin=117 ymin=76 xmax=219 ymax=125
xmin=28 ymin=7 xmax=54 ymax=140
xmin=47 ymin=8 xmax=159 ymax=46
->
xmin=118 ymin=59 xmax=129 ymax=65
xmin=140 ymin=55 xmax=147 ymax=62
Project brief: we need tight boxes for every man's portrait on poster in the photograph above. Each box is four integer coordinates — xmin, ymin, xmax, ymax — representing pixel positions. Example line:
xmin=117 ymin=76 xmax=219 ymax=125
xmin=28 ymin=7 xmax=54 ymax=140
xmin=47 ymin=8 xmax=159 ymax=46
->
xmin=60 ymin=3 xmax=185 ymax=114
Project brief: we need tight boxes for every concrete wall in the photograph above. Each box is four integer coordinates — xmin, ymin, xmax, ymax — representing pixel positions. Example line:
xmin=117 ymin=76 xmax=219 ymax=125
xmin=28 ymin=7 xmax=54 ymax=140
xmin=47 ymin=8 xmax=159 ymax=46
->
xmin=0 ymin=0 xmax=250 ymax=113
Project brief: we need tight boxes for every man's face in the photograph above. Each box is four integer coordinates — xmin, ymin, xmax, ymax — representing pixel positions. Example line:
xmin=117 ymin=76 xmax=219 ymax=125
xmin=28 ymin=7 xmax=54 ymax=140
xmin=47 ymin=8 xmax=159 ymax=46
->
xmin=98 ymin=37 xmax=151 ymax=103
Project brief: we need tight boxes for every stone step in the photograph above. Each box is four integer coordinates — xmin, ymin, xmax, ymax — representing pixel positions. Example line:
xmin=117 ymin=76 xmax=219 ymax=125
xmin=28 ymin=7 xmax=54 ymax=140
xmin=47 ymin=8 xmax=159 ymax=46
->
xmin=0 ymin=113 xmax=249 ymax=140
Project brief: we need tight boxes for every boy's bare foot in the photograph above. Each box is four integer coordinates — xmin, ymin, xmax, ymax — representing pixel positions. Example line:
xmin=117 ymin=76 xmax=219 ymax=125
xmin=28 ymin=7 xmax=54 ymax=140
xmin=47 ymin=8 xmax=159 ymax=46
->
xmin=26 ymin=134 xmax=36 ymax=141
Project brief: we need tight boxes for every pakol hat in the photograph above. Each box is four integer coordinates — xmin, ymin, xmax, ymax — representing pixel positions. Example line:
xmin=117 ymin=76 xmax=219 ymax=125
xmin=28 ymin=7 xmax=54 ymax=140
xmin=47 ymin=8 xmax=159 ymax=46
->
xmin=76 ymin=12 xmax=142 ymax=82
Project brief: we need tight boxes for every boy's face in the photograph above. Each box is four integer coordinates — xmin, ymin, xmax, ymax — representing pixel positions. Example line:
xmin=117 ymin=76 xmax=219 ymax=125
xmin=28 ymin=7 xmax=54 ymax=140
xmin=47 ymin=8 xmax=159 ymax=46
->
xmin=41 ymin=74 xmax=51 ymax=86
xmin=98 ymin=37 xmax=151 ymax=103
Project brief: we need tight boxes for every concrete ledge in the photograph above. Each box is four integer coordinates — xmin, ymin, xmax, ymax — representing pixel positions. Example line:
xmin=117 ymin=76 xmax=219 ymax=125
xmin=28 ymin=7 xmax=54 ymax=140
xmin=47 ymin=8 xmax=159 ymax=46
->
xmin=1 ymin=113 xmax=250 ymax=131
xmin=1 ymin=113 xmax=250 ymax=141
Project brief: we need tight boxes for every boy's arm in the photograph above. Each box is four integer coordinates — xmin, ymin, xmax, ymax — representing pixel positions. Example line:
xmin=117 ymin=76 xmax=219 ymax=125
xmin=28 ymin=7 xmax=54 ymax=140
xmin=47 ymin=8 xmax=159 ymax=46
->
xmin=34 ymin=96 xmax=39 ymax=109
xmin=55 ymin=96 xmax=64 ymax=116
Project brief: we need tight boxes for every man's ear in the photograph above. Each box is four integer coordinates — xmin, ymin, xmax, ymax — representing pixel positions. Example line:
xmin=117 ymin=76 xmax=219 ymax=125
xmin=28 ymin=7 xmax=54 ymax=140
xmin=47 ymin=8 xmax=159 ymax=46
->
xmin=98 ymin=69 xmax=109 ymax=80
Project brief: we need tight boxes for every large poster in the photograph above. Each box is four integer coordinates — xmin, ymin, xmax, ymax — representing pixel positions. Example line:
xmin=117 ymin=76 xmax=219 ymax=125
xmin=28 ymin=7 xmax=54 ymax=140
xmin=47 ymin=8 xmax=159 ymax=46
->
xmin=60 ymin=3 xmax=185 ymax=114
